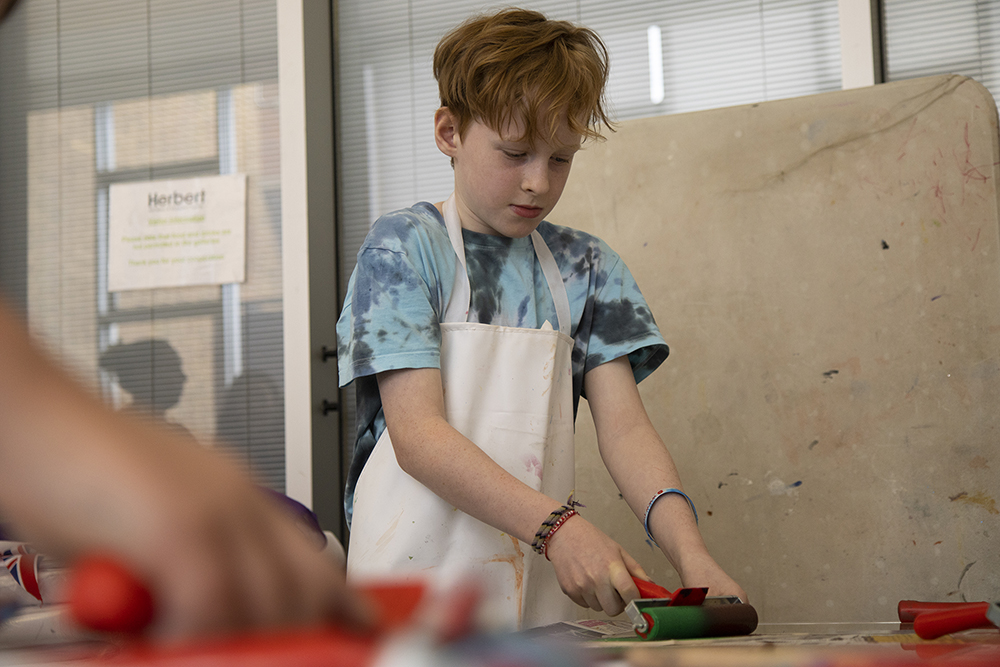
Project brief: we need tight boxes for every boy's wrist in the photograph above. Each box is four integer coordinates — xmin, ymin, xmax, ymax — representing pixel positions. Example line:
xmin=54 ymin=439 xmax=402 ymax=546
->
xmin=646 ymin=491 xmax=699 ymax=535
xmin=529 ymin=494 xmax=582 ymax=554
xmin=646 ymin=497 xmax=710 ymax=568
xmin=643 ymin=488 xmax=697 ymax=545
xmin=667 ymin=542 xmax=717 ymax=579
xmin=538 ymin=511 xmax=589 ymax=562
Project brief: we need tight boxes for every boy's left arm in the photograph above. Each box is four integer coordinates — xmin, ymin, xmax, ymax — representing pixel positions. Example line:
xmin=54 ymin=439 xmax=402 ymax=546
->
xmin=585 ymin=356 xmax=748 ymax=602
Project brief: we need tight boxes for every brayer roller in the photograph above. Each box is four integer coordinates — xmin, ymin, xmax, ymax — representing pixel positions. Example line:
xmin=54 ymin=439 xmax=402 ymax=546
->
xmin=626 ymin=576 xmax=758 ymax=641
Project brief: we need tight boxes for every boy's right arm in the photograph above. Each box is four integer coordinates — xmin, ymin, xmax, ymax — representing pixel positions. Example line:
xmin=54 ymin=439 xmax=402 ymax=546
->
xmin=377 ymin=366 xmax=646 ymax=616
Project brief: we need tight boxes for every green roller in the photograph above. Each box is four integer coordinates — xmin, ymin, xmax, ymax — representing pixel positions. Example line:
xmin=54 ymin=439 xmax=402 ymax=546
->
xmin=633 ymin=604 xmax=759 ymax=641
xmin=636 ymin=606 xmax=706 ymax=640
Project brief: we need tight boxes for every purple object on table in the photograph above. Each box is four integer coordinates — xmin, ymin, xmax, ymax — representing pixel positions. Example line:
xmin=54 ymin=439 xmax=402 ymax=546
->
xmin=261 ymin=488 xmax=327 ymax=548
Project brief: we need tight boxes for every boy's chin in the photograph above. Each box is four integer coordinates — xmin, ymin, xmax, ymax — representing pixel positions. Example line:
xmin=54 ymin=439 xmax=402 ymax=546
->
xmin=466 ymin=212 xmax=544 ymax=238
xmin=499 ymin=226 xmax=542 ymax=239
xmin=496 ymin=216 xmax=546 ymax=238
xmin=503 ymin=228 xmax=538 ymax=239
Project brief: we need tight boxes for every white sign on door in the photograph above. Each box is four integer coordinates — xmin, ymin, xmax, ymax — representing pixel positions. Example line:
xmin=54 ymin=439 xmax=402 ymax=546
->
xmin=108 ymin=174 xmax=247 ymax=291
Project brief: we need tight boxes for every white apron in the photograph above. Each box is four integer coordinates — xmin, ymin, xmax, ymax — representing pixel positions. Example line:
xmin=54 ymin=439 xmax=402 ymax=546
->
xmin=347 ymin=194 xmax=578 ymax=630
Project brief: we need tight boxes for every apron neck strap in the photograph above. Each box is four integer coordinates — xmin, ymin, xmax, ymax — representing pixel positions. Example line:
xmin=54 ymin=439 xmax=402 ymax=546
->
xmin=442 ymin=194 xmax=472 ymax=323
xmin=441 ymin=193 xmax=571 ymax=335
xmin=530 ymin=232 xmax=572 ymax=336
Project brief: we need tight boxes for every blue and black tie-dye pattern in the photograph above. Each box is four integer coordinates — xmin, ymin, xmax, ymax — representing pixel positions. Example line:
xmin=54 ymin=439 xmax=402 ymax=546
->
xmin=336 ymin=202 xmax=669 ymax=524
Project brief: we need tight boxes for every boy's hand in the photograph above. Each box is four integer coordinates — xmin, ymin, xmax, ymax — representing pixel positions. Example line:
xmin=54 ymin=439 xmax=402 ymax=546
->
xmin=676 ymin=550 xmax=748 ymax=603
xmin=544 ymin=514 xmax=647 ymax=616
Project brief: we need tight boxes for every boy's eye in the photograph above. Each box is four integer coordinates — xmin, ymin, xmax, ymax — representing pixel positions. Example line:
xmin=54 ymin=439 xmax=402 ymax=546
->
xmin=551 ymin=156 xmax=572 ymax=165
xmin=502 ymin=150 xmax=527 ymax=159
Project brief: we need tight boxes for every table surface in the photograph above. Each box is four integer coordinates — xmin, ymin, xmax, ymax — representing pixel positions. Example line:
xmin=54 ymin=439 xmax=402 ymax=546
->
xmin=591 ymin=622 xmax=1000 ymax=667
xmin=0 ymin=621 xmax=997 ymax=666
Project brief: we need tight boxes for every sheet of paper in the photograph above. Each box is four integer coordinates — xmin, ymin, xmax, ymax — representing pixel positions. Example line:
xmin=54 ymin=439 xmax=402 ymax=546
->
xmin=108 ymin=174 xmax=247 ymax=291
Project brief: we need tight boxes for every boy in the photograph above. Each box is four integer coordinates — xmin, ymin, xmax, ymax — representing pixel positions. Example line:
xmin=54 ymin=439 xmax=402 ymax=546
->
xmin=337 ymin=8 xmax=745 ymax=629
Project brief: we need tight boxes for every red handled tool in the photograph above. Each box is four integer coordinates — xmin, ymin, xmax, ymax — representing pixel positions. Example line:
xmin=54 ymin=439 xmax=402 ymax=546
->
xmin=898 ymin=599 xmax=990 ymax=623
xmin=632 ymin=576 xmax=673 ymax=600
xmin=632 ymin=576 xmax=708 ymax=605
xmin=66 ymin=555 xmax=155 ymax=634
xmin=627 ymin=576 xmax=756 ymax=641
xmin=912 ymin=601 xmax=1000 ymax=640
xmin=63 ymin=556 xmax=481 ymax=666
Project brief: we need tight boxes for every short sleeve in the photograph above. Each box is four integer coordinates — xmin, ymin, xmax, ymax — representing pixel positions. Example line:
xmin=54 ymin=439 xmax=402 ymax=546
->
xmin=336 ymin=205 xmax=456 ymax=387
xmin=581 ymin=246 xmax=670 ymax=383
xmin=587 ymin=254 xmax=669 ymax=384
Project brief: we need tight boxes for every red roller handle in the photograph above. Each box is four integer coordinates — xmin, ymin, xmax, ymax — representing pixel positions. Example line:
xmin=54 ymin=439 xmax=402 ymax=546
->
xmin=64 ymin=558 xmax=490 ymax=667
xmin=630 ymin=576 xmax=708 ymax=606
xmin=632 ymin=576 xmax=673 ymax=599
xmin=898 ymin=600 xmax=987 ymax=623
xmin=67 ymin=555 xmax=155 ymax=634
xmin=66 ymin=557 xmax=434 ymax=637
xmin=913 ymin=602 xmax=992 ymax=639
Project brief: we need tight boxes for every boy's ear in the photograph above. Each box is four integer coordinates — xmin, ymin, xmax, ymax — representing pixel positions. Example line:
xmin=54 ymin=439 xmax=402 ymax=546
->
xmin=434 ymin=107 xmax=460 ymax=158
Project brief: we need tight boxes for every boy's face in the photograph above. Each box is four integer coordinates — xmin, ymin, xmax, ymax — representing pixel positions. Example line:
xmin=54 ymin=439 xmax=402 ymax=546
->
xmin=434 ymin=108 xmax=581 ymax=238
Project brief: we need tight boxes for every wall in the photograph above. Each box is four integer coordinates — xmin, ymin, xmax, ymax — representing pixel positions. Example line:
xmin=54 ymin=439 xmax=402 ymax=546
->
xmin=552 ymin=74 xmax=1000 ymax=622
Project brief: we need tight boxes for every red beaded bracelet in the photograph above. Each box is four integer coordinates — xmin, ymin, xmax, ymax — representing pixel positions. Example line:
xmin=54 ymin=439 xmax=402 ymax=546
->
xmin=541 ymin=509 xmax=578 ymax=560
xmin=531 ymin=493 xmax=583 ymax=555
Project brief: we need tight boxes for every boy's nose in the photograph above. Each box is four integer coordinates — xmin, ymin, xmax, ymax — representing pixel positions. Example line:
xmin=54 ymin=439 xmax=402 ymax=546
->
xmin=521 ymin=161 xmax=550 ymax=194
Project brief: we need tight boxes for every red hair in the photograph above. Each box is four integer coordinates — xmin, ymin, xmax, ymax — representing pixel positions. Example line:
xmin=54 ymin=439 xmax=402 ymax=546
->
xmin=434 ymin=7 xmax=613 ymax=145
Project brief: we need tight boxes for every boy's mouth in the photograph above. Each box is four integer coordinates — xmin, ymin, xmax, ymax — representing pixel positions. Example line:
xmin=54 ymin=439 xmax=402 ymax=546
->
xmin=511 ymin=204 xmax=543 ymax=218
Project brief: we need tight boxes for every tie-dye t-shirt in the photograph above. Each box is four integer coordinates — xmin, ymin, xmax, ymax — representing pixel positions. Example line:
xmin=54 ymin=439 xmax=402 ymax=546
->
xmin=336 ymin=201 xmax=668 ymax=524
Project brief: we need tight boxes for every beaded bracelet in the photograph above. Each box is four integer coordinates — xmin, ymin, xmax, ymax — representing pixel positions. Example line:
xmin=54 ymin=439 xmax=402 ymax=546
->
xmin=531 ymin=493 xmax=583 ymax=555
xmin=643 ymin=488 xmax=698 ymax=546
xmin=541 ymin=510 xmax=577 ymax=560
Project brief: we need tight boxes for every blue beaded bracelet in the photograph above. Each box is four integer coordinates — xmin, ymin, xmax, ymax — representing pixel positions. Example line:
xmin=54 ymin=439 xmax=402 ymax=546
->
xmin=643 ymin=488 xmax=698 ymax=546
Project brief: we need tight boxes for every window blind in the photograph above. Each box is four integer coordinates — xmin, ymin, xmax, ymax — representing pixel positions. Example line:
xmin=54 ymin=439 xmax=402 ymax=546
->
xmin=334 ymin=0 xmax=842 ymax=456
xmin=0 ymin=0 xmax=286 ymax=490
xmin=884 ymin=0 xmax=1000 ymax=101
